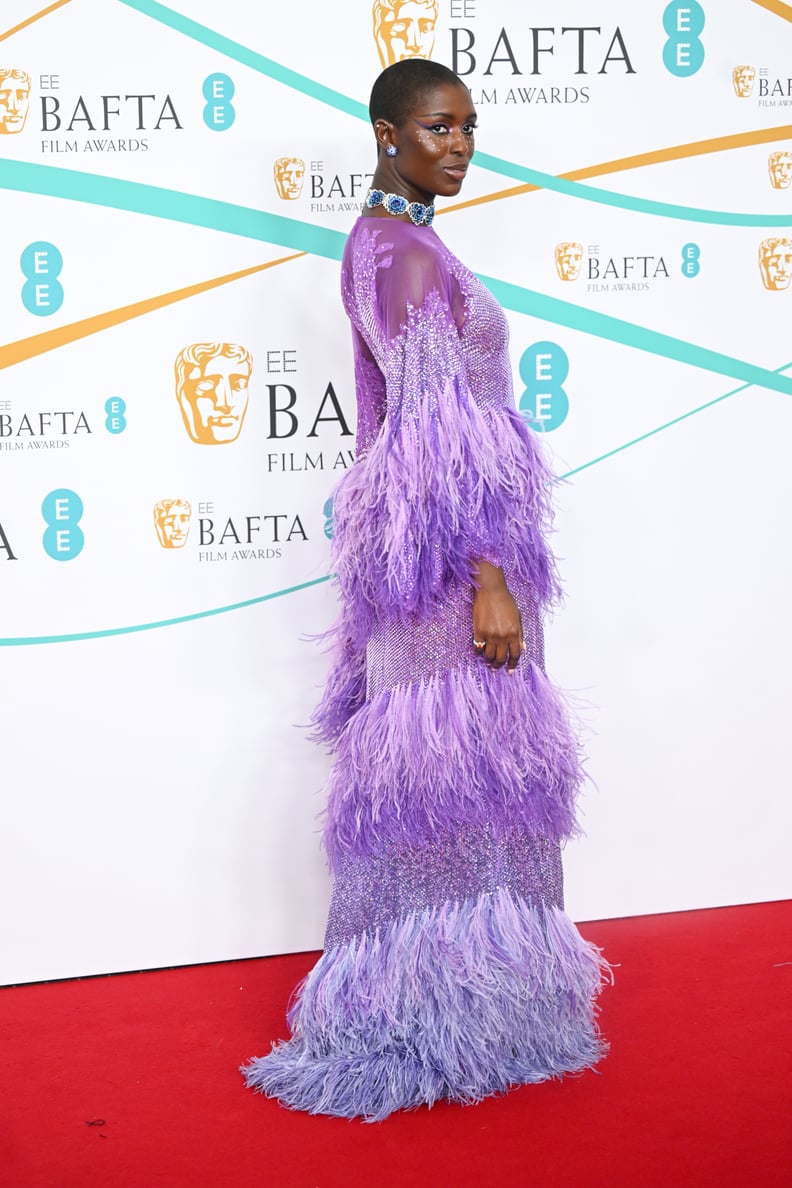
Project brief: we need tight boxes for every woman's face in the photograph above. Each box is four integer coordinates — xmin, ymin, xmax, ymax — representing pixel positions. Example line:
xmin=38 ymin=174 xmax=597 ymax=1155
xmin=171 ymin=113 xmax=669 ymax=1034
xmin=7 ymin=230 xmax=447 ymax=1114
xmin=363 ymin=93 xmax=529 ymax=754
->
xmin=387 ymin=81 xmax=476 ymax=203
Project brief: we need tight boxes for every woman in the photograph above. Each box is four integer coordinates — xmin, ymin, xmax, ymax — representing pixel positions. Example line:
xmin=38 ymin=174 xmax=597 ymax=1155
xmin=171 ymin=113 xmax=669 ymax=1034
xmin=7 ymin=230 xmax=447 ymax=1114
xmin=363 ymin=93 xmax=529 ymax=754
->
xmin=243 ymin=58 xmax=609 ymax=1121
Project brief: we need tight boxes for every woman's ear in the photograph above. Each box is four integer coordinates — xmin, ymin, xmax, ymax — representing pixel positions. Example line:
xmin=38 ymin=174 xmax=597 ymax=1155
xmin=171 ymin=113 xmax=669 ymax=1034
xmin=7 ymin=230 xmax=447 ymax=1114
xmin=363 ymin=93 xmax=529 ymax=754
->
xmin=374 ymin=118 xmax=396 ymax=156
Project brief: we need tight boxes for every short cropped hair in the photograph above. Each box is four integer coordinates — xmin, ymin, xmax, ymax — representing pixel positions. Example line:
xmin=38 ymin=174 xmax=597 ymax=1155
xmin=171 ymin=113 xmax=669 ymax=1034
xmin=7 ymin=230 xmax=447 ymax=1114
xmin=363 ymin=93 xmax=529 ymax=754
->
xmin=369 ymin=59 xmax=465 ymax=129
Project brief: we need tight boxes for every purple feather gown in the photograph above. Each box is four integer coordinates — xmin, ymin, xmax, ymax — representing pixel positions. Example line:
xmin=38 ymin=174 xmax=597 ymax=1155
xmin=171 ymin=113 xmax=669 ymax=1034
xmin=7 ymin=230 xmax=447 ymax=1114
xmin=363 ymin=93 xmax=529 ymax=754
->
xmin=242 ymin=217 xmax=610 ymax=1120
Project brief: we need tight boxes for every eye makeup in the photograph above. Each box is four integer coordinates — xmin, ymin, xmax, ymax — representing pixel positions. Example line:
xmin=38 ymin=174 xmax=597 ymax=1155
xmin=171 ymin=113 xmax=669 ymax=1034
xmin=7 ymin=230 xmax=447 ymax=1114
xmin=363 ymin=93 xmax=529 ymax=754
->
xmin=413 ymin=117 xmax=477 ymax=135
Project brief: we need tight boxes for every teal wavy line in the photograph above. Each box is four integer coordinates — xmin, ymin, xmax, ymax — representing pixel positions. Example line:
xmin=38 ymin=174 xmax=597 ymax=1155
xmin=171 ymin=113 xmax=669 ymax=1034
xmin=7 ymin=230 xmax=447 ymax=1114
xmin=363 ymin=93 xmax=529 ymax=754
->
xmin=117 ymin=0 xmax=368 ymax=120
xmin=5 ymin=361 xmax=790 ymax=647
xmin=3 ymin=160 xmax=791 ymax=397
xmin=481 ymin=275 xmax=792 ymax=396
xmin=116 ymin=0 xmax=792 ymax=228
xmin=0 ymin=575 xmax=332 ymax=647
xmin=0 ymin=160 xmax=346 ymax=261
xmin=472 ymin=154 xmax=792 ymax=228
xmin=557 ymin=362 xmax=792 ymax=480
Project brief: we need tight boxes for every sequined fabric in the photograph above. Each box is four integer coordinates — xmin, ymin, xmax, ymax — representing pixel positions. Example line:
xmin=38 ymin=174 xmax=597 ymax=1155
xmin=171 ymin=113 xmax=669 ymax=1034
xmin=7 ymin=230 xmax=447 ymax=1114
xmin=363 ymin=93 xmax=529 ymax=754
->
xmin=241 ymin=218 xmax=608 ymax=1120
xmin=327 ymin=220 xmax=562 ymax=648
xmin=366 ymin=569 xmax=544 ymax=702
xmin=325 ymin=825 xmax=563 ymax=949
xmin=326 ymin=216 xmax=570 ymax=913
xmin=341 ymin=221 xmax=513 ymax=437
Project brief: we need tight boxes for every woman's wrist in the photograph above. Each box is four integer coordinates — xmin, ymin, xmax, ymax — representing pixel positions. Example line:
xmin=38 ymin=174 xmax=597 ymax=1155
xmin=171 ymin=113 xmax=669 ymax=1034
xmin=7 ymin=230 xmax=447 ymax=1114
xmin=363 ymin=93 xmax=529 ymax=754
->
xmin=473 ymin=559 xmax=506 ymax=591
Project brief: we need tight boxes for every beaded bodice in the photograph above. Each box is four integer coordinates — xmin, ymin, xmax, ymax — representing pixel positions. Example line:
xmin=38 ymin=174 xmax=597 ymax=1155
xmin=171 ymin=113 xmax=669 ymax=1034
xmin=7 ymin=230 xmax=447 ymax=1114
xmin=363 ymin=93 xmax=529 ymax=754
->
xmin=340 ymin=218 xmax=513 ymax=457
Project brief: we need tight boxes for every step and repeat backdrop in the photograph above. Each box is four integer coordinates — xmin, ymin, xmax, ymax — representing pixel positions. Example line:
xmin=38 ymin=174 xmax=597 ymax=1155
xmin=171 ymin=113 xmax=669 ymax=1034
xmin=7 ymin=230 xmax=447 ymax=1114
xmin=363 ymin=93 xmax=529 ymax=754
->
xmin=1 ymin=0 xmax=790 ymax=983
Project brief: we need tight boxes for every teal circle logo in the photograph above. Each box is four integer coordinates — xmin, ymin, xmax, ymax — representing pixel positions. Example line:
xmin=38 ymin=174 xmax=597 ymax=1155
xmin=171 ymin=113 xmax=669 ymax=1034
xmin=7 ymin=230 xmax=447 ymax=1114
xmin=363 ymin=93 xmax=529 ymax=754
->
xmin=518 ymin=342 xmax=570 ymax=433
xmin=681 ymin=242 xmax=701 ymax=278
xmin=42 ymin=488 xmax=84 ymax=560
xmin=662 ymin=2 xmax=705 ymax=76
xmin=323 ymin=497 xmax=334 ymax=540
xmin=105 ymin=397 xmax=127 ymax=434
xmin=21 ymin=241 xmax=64 ymax=316
xmin=203 ymin=73 xmax=235 ymax=131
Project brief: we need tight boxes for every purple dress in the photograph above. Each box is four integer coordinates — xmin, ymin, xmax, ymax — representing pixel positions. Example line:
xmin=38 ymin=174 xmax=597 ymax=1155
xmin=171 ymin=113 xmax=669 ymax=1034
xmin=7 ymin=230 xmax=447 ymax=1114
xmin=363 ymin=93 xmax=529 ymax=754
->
xmin=243 ymin=217 xmax=609 ymax=1120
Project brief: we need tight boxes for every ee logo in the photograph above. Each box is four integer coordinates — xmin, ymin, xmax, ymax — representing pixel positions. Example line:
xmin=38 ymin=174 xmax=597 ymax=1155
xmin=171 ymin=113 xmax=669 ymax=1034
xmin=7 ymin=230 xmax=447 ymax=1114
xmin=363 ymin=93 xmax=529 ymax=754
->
xmin=681 ymin=243 xmax=701 ymax=278
xmin=662 ymin=2 xmax=705 ymax=77
xmin=21 ymin=241 xmax=64 ymax=316
xmin=42 ymin=488 xmax=84 ymax=561
xmin=323 ymin=497 xmax=334 ymax=541
xmin=105 ymin=397 xmax=127 ymax=434
xmin=203 ymin=73 xmax=235 ymax=131
xmin=519 ymin=342 xmax=569 ymax=433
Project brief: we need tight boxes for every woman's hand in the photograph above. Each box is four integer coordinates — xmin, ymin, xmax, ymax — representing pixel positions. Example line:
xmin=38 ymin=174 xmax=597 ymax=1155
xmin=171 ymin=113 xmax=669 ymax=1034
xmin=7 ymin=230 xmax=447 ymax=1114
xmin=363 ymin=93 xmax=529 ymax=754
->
xmin=472 ymin=560 xmax=525 ymax=673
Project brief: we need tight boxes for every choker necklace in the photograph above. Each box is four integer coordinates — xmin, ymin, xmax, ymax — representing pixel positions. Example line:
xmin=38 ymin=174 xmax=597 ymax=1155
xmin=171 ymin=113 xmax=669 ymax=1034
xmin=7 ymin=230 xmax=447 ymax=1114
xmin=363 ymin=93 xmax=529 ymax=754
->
xmin=365 ymin=188 xmax=435 ymax=226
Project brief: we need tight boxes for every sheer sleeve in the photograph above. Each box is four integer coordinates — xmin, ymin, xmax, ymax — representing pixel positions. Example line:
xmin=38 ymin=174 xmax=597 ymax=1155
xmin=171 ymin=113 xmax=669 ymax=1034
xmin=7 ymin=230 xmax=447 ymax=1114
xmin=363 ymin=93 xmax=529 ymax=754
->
xmin=375 ymin=233 xmax=468 ymax=339
xmin=331 ymin=226 xmax=559 ymax=635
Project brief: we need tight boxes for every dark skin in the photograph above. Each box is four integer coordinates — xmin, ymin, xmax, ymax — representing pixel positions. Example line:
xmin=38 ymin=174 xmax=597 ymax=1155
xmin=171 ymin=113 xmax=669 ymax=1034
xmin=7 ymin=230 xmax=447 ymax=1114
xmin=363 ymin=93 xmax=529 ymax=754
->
xmin=365 ymin=81 xmax=525 ymax=672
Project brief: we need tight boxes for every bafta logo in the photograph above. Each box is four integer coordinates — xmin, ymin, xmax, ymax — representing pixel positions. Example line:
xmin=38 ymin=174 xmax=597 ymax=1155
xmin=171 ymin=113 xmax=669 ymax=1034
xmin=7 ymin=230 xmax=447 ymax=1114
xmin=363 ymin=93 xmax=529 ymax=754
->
xmin=732 ymin=65 xmax=756 ymax=98
xmin=154 ymin=499 xmax=192 ymax=548
xmin=768 ymin=151 xmax=792 ymax=191
xmin=273 ymin=156 xmax=306 ymax=200
xmin=554 ymin=242 xmax=583 ymax=282
xmin=0 ymin=68 xmax=30 ymax=134
xmin=174 ymin=342 xmax=253 ymax=445
xmin=758 ymin=237 xmax=792 ymax=291
xmin=372 ymin=0 xmax=438 ymax=69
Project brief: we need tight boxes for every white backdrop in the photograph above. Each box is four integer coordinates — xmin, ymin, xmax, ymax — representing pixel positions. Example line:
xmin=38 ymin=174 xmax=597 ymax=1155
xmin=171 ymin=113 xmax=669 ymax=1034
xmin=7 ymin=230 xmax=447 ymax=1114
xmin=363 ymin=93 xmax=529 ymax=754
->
xmin=1 ymin=0 xmax=790 ymax=985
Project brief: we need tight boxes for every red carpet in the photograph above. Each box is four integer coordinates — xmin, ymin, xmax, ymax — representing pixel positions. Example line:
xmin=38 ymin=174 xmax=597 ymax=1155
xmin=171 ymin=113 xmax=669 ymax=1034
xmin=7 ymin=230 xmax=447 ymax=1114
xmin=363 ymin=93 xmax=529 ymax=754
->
xmin=2 ymin=901 xmax=790 ymax=1188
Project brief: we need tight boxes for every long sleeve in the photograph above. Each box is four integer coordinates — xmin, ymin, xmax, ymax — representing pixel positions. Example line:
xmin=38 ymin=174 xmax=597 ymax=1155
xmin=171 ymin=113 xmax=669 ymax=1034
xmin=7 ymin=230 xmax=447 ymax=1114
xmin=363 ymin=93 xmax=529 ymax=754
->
xmin=243 ymin=217 xmax=608 ymax=1119
xmin=332 ymin=223 xmax=560 ymax=641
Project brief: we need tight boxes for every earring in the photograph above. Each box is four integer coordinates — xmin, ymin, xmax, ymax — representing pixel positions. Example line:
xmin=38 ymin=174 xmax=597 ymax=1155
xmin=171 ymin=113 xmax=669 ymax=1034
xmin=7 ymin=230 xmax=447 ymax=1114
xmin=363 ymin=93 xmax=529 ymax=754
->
xmin=385 ymin=144 xmax=398 ymax=157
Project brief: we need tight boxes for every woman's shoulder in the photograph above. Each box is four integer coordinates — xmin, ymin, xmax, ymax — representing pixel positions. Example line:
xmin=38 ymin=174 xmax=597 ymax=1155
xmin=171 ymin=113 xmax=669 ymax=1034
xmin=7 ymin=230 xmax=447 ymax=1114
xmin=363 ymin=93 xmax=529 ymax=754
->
xmin=360 ymin=219 xmax=454 ymax=288
xmin=347 ymin=216 xmax=446 ymax=265
xmin=344 ymin=218 xmax=462 ymax=334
